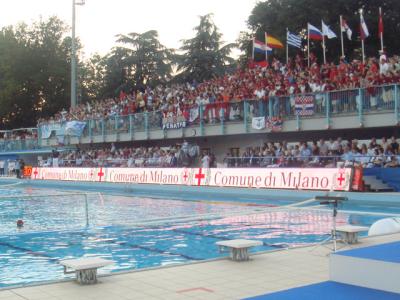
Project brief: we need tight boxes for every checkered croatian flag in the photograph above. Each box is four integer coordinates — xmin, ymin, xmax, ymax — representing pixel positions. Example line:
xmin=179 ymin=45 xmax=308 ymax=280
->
xmin=295 ymin=96 xmax=315 ymax=116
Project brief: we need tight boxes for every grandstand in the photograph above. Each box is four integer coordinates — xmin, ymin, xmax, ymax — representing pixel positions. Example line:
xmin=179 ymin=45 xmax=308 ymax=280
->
xmin=1 ymin=55 xmax=400 ymax=192
xmin=1 ymin=2 xmax=400 ymax=300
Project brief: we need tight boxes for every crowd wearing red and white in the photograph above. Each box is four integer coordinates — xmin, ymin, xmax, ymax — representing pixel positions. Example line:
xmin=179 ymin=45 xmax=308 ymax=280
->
xmin=37 ymin=54 xmax=400 ymax=126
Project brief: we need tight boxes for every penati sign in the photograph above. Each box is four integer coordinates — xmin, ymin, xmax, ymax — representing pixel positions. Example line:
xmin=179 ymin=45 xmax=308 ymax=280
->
xmin=31 ymin=167 xmax=353 ymax=191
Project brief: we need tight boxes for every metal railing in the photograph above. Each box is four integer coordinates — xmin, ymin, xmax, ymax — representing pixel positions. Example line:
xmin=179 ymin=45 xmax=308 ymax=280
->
xmin=39 ymin=154 xmax=399 ymax=168
xmin=223 ymin=154 xmax=398 ymax=168
xmin=0 ymin=128 xmax=39 ymax=152
xmin=0 ymin=83 xmax=390 ymax=150
xmin=41 ymin=155 xmax=199 ymax=168
xmin=42 ymin=84 xmax=398 ymax=142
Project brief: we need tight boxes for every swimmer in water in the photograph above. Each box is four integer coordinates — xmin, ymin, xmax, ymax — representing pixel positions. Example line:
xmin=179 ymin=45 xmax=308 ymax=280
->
xmin=17 ymin=220 xmax=24 ymax=228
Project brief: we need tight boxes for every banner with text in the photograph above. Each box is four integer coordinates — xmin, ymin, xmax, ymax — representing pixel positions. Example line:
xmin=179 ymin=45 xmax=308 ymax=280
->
xmin=31 ymin=167 xmax=353 ymax=191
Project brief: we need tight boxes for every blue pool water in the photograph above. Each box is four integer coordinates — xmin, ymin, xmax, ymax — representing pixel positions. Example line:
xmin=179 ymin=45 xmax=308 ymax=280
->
xmin=0 ymin=185 xmax=399 ymax=288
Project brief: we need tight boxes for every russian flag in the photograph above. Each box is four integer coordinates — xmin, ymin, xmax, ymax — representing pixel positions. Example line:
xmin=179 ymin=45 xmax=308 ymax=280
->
xmin=253 ymin=39 xmax=272 ymax=54
xmin=308 ymin=23 xmax=323 ymax=41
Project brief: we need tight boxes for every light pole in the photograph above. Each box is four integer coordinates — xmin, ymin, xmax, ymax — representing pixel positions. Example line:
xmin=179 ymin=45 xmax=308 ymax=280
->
xmin=71 ymin=0 xmax=85 ymax=109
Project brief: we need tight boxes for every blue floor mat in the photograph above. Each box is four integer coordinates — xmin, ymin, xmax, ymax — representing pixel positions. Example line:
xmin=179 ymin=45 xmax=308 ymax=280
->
xmin=336 ymin=241 xmax=400 ymax=263
xmin=244 ymin=281 xmax=400 ymax=300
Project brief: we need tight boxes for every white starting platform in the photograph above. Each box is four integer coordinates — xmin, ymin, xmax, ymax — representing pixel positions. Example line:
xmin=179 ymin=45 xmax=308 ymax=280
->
xmin=216 ymin=239 xmax=263 ymax=261
xmin=335 ymin=225 xmax=369 ymax=244
xmin=60 ymin=257 xmax=113 ymax=284
xmin=330 ymin=241 xmax=400 ymax=294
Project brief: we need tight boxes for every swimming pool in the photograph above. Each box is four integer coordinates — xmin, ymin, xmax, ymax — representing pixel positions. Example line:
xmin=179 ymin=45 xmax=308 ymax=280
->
xmin=0 ymin=184 xmax=398 ymax=288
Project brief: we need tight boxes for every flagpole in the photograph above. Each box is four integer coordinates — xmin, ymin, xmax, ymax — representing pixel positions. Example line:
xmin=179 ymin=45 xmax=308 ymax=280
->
xmin=307 ymin=23 xmax=310 ymax=67
xmin=265 ymin=32 xmax=268 ymax=63
xmin=286 ymin=28 xmax=289 ymax=65
xmin=379 ymin=7 xmax=384 ymax=51
xmin=252 ymin=38 xmax=255 ymax=60
xmin=360 ymin=10 xmax=365 ymax=64
xmin=322 ymin=21 xmax=326 ymax=64
xmin=340 ymin=15 xmax=345 ymax=58
xmin=361 ymin=39 xmax=365 ymax=64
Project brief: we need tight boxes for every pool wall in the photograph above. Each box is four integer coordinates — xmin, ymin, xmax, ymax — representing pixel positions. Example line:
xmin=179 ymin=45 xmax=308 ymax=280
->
xmin=6 ymin=178 xmax=400 ymax=205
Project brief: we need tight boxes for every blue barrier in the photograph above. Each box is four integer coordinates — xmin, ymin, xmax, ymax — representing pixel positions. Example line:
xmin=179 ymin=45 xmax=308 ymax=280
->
xmin=363 ymin=168 xmax=400 ymax=192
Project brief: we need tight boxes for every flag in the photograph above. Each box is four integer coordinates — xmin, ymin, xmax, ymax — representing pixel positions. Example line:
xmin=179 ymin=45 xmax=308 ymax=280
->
xmin=266 ymin=117 xmax=283 ymax=132
xmin=265 ymin=33 xmax=284 ymax=49
xmin=341 ymin=18 xmax=352 ymax=40
xmin=287 ymin=31 xmax=302 ymax=48
xmin=248 ymin=60 xmax=268 ymax=69
xmin=322 ymin=21 xmax=337 ymax=39
xmin=295 ymin=96 xmax=315 ymax=116
xmin=253 ymin=39 xmax=272 ymax=54
xmin=360 ymin=13 xmax=369 ymax=40
xmin=189 ymin=106 xmax=199 ymax=123
xmin=308 ymin=23 xmax=323 ymax=40
xmin=252 ymin=117 xmax=266 ymax=130
xmin=64 ymin=121 xmax=87 ymax=137
xmin=378 ymin=8 xmax=384 ymax=37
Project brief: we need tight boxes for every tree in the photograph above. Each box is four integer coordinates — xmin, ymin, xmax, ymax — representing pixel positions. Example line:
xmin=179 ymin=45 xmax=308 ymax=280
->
xmin=0 ymin=17 xmax=72 ymax=129
xmin=246 ymin=0 xmax=400 ymax=63
xmin=114 ymin=30 xmax=174 ymax=92
xmin=80 ymin=53 xmax=107 ymax=102
xmin=101 ymin=47 xmax=130 ymax=97
xmin=176 ymin=14 xmax=236 ymax=83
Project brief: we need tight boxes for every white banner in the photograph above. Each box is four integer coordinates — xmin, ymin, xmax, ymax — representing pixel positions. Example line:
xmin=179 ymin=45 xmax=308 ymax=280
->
xmin=252 ymin=117 xmax=266 ymax=130
xmin=31 ymin=167 xmax=353 ymax=191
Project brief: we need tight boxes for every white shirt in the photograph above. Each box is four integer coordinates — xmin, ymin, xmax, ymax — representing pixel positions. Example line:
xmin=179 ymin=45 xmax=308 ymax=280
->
xmin=201 ymin=155 xmax=210 ymax=168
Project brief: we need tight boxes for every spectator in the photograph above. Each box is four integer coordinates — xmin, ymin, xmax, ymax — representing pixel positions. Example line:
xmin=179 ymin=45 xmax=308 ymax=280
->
xmin=201 ymin=151 xmax=210 ymax=168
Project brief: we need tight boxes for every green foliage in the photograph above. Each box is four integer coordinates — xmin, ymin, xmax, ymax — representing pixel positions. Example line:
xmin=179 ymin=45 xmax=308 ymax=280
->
xmin=101 ymin=30 xmax=174 ymax=95
xmin=79 ymin=53 xmax=107 ymax=103
xmin=176 ymin=14 xmax=236 ymax=83
xmin=0 ymin=17 xmax=71 ymax=129
xmin=246 ymin=0 xmax=400 ymax=62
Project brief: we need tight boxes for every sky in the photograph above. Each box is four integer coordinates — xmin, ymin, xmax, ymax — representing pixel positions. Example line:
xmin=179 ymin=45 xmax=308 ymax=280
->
xmin=0 ymin=0 xmax=257 ymax=58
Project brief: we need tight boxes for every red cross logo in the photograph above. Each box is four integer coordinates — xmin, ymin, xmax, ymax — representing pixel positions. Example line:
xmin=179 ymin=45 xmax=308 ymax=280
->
xmin=195 ymin=168 xmax=206 ymax=186
xmin=98 ymin=168 xmax=105 ymax=182
xmin=33 ymin=168 xmax=38 ymax=179
xmin=181 ymin=168 xmax=190 ymax=183
xmin=337 ymin=172 xmax=345 ymax=186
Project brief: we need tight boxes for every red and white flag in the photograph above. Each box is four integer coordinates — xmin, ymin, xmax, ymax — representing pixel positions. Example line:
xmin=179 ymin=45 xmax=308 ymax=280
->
xmin=378 ymin=8 xmax=384 ymax=37
xmin=341 ymin=18 xmax=352 ymax=40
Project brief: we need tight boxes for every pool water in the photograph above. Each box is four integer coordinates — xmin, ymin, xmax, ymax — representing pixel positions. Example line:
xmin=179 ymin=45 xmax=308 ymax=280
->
xmin=0 ymin=187 xmax=398 ymax=288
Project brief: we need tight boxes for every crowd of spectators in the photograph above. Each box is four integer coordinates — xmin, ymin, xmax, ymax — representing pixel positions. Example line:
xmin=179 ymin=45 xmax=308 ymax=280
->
xmin=37 ymin=54 xmax=400 ymax=127
xmin=40 ymin=141 xmax=211 ymax=168
xmin=0 ymin=129 xmax=38 ymax=151
xmin=223 ymin=136 xmax=400 ymax=169
xmin=39 ymin=136 xmax=400 ymax=169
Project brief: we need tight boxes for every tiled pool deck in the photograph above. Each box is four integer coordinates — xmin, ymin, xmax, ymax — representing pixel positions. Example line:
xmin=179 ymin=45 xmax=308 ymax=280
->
xmin=1 ymin=233 xmax=399 ymax=300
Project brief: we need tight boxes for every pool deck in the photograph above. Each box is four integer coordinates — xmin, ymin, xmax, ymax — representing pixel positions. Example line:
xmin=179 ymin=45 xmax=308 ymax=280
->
xmin=1 ymin=232 xmax=399 ymax=300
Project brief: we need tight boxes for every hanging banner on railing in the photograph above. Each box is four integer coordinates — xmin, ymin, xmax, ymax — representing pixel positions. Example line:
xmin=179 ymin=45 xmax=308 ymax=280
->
xmin=295 ymin=96 xmax=315 ymax=116
xmin=39 ymin=123 xmax=62 ymax=139
xmin=266 ymin=117 xmax=283 ymax=132
xmin=252 ymin=117 xmax=266 ymax=130
xmin=39 ymin=121 xmax=86 ymax=138
xmin=162 ymin=112 xmax=187 ymax=130
xmin=64 ymin=121 xmax=87 ymax=137
xmin=31 ymin=167 xmax=353 ymax=191
xmin=189 ymin=106 xmax=199 ymax=123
